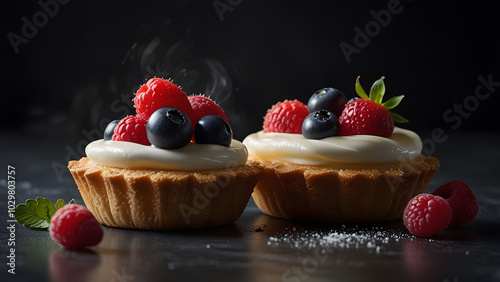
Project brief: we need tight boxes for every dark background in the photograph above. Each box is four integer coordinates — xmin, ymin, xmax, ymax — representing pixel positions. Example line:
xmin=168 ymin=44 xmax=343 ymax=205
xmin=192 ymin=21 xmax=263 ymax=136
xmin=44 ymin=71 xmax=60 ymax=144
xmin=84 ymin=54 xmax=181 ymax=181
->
xmin=1 ymin=3 xmax=500 ymax=281
xmin=2 ymin=0 xmax=499 ymax=141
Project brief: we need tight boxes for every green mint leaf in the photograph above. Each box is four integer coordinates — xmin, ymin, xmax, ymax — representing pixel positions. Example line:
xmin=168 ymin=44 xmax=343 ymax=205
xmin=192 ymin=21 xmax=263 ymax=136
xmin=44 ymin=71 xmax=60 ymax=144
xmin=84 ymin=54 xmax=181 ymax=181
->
xmin=369 ymin=76 xmax=386 ymax=104
xmin=56 ymin=199 xmax=66 ymax=209
xmin=69 ymin=199 xmax=76 ymax=205
xmin=355 ymin=76 xmax=369 ymax=99
xmin=391 ymin=112 xmax=409 ymax=123
xmin=13 ymin=197 xmax=57 ymax=230
xmin=13 ymin=197 xmax=75 ymax=230
xmin=382 ymin=95 xmax=405 ymax=110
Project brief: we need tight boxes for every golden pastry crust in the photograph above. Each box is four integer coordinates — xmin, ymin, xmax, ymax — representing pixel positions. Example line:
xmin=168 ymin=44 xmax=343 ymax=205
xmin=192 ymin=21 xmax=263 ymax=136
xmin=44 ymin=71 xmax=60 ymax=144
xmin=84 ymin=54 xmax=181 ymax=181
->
xmin=68 ymin=157 xmax=263 ymax=230
xmin=250 ymin=155 xmax=439 ymax=222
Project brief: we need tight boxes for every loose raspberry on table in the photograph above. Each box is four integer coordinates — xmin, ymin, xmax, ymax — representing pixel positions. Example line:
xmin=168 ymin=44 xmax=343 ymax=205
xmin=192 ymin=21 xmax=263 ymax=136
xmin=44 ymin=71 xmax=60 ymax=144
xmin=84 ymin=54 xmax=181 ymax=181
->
xmin=403 ymin=193 xmax=452 ymax=237
xmin=188 ymin=95 xmax=228 ymax=125
xmin=112 ymin=115 xmax=150 ymax=145
xmin=263 ymin=100 xmax=309 ymax=133
xmin=133 ymin=77 xmax=195 ymax=123
xmin=433 ymin=181 xmax=478 ymax=226
xmin=49 ymin=204 xmax=103 ymax=250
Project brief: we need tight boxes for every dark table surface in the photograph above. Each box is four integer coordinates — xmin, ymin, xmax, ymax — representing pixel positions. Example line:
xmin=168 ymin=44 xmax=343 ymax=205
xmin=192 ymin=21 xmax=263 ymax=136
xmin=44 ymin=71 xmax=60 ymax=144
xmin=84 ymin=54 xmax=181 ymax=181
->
xmin=1 ymin=130 xmax=500 ymax=282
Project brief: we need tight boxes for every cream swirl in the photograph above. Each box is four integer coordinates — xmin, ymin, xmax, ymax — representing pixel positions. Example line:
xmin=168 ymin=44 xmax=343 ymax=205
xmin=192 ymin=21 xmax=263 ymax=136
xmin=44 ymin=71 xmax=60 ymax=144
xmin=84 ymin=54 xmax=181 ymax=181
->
xmin=86 ymin=139 xmax=248 ymax=171
xmin=242 ymin=127 xmax=422 ymax=165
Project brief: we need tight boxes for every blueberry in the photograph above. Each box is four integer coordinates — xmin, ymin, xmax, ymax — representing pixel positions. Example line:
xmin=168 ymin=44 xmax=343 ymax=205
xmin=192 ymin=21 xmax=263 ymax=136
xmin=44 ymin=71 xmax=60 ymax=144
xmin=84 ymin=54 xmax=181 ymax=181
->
xmin=194 ymin=115 xmax=233 ymax=147
xmin=146 ymin=107 xmax=193 ymax=149
xmin=302 ymin=110 xmax=339 ymax=139
xmin=104 ymin=119 xmax=120 ymax=141
xmin=307 ymin=87 xmax=347 ymax=117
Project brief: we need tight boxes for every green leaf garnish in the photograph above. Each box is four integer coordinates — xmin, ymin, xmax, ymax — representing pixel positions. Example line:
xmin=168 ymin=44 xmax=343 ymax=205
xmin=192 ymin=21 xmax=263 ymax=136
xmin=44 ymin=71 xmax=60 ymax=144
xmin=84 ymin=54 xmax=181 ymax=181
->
xmin=382 ymin=95 xmax=405 ymax=110
xmin=355 ymin=76 xmax=408 ymax=123
xmin=12 ymin=197 xmax=76 ymax=230
xmin=355 ymin=76 xmax=369 ymax=99
xmin=56 ymin=199 xmax=66 ymax=209
xmin=391 ymin=112 xmax=409 ymax=123
xmin=369 ymin=76 xmax=386 ymax=104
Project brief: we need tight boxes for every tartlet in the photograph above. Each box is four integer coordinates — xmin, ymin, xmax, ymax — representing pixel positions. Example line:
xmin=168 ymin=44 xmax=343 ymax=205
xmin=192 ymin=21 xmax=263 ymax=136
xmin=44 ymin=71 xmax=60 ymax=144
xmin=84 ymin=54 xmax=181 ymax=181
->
xmin=246 ymin=152 xmax=438 ymax=222
xmin=68 ymin=155 xmax=262 ymax=230
xmin=242 ymin=77 xmax=439 ymax=222
xmin=68 ymin=78 xmax=263 ymax=230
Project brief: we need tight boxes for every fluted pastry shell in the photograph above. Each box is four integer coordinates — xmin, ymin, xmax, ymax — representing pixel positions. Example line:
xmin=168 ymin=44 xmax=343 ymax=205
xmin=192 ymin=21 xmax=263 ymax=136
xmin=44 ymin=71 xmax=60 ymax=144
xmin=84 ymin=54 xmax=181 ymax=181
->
xmin=68 ymin=157 xmax=263 ymax=229
xmin=250 ymin=155 xmax=439 ymax=222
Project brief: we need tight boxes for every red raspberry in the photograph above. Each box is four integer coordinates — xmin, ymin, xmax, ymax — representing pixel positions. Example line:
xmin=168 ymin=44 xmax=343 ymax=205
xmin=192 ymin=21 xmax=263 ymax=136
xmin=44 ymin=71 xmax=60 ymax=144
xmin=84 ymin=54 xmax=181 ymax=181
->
xmin=112 ymin=115 xmax=150 ymax=145
xmin=403 ymin=193 xmax=452 ymax=237
xmin=338 ymin=99 xmax=394 ymax=137
xmin=263 ymin=100 xmax=309 ymax=133
xmin=432 ymin=181 xmax=478 ymax=226
xmin=133 ymin=78 xmax=195 ymax=123
xmin=188 ymin=95 xmax=228 ymax=125
xmin=50 ymin=204 xmax=103 ymax=250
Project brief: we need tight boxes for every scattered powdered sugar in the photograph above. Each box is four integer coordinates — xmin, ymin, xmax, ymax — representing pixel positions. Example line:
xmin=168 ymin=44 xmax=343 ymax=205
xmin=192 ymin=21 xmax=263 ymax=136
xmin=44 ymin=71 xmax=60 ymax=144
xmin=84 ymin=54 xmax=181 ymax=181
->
xmin=267 ymin=225 xmax=412 ymax=253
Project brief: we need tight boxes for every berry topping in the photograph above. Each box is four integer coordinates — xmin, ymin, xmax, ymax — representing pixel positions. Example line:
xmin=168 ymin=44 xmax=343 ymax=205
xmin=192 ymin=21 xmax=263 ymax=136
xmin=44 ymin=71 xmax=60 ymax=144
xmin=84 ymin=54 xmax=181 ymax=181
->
xmin=112 ymin=115 xmax=150 ymax=145
xmin=338 ymin=99 xmax=394 ymax=137
xmin=307 ymin=87 xmax=347 ymax=117
xmin=133 ymin=78 xmax=195 ymax=123
xmin=338 ymin=76 xmax=408 ymax=137
xmin=403 ymin=193 xmax=452 ymax=237
xmin=146 ymin=107 xmax=193 ymax=149
xmin=194 ymin=115 xmax=233 ymax=147
xmin=263 ymin=100 xmax=309 ymax=133
xmin=188 ymin=95 xmax=228 ymax=125
xmin=49 ymin=204 xmax=103 ymax=250
xmin=302 ymin=110 xmax=339 ymax=139
xmin=103 ymin=119 xmax=120 ymax=141
xmin=432 ymin=181 xmax=478 ymax=226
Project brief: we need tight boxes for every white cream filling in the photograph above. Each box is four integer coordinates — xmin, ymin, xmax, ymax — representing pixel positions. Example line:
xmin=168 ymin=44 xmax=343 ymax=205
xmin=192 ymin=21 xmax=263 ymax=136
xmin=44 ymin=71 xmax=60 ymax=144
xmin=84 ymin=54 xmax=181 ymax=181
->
xmin=86 ymin=139 xmax=248 ymax=171
xmin=242 ymin=127 xmax=422 ymax=165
